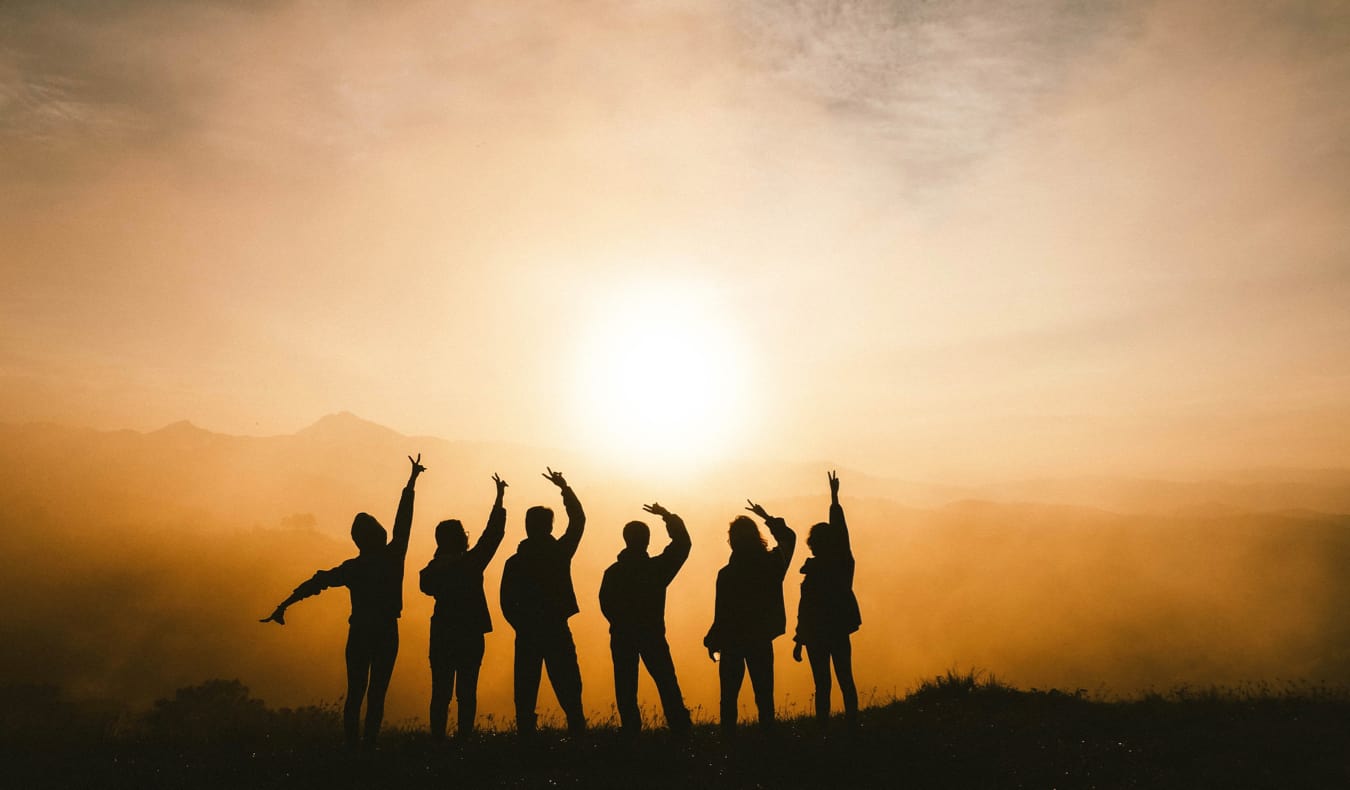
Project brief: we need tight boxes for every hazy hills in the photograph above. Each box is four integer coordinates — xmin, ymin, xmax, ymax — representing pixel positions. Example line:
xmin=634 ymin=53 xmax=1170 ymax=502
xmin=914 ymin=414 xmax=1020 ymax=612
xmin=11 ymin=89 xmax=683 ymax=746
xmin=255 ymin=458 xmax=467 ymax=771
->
xmin=1 ymin=414 xmax=1347 ymax=725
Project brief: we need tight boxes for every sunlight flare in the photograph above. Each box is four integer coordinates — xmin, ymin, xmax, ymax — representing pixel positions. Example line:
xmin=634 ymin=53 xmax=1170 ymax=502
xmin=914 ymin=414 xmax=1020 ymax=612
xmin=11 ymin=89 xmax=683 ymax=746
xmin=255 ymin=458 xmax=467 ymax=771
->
xmin=571 ymin=280 xmax=750 ymax=468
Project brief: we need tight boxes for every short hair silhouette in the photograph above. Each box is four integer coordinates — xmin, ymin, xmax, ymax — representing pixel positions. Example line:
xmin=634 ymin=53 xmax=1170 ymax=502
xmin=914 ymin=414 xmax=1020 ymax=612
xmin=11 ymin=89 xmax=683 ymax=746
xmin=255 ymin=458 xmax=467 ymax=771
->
xmin=622 ymin=520 xmax=650 ymax=550
xmin=435 ymin=519 xmax=468 ymax=554
xmin=350 ymin=512 xmax=387 ymax=553
xmin=728 ymin=515 xmax=768 ymax=553
xmin=806 ymin=521 xmax=834 ymax=555
xmin=525 ymin=505 xmax=554 ymax=538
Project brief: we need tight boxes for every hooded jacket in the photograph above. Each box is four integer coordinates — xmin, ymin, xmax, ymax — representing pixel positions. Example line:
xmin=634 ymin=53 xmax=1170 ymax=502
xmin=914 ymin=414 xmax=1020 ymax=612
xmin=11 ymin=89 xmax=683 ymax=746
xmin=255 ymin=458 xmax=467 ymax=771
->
xmin=290 ymin=484 xmax=416 ymax=625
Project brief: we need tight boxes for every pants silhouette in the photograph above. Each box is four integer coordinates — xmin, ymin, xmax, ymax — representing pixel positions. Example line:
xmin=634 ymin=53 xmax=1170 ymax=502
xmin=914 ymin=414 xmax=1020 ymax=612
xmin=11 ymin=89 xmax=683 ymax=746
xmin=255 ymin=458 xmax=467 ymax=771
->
xmin=514 ymin=623 xmax=585 ymax=733
xmin=345 ymin=619 xmax=398 ymax=748
xmin=719 ymin=642 xmax=775 ymax=731
xmin=429 ymin=630 xmax=485 ymax=738
xmin=611 ymin=634 xmax=691 ymax=733
xmin=805 ymin=634 xmax=858 ymax=724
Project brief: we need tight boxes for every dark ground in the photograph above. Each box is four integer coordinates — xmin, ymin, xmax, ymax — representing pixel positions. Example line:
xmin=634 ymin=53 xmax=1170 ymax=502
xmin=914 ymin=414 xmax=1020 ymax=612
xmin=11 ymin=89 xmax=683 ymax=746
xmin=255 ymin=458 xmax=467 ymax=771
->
xmin=3 ymin=673 xmax=1348 ymax=789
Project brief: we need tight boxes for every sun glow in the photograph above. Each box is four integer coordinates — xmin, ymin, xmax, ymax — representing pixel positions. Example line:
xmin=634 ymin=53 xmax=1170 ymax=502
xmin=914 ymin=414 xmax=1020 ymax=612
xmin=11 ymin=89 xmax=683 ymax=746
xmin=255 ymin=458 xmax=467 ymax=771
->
xmin=572 ymin=281 xmax=750 ymax=468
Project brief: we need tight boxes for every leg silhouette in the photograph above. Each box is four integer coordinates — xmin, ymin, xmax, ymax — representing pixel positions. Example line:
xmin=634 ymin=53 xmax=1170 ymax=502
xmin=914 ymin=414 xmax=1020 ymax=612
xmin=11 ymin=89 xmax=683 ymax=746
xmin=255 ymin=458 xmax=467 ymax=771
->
xmin=514 ymin=634 xmax=544 ymax=734
xmin=719 ymin=651 xmax=747 ymax=732
xmin=455 ymin=634 xmax=485 ymax=737
xmin=543 ymin=628 xmax=585 ymax=734
xmin=806 ymin=642 xmax=834 ymax=723
xmin=833 ymin=635 xmax=858 ymax=724
xmin=362 ymin=621 xmax=398 ymax=747
xmin=344 ymin=627 xmax=374 ymax=749
xmin=641 ymin=638 xmax=691 ymax=733
xmin=611 ymin=635 xmax=642 ymax=732
xmin=745 ymin=642 xmax=775 ymax=730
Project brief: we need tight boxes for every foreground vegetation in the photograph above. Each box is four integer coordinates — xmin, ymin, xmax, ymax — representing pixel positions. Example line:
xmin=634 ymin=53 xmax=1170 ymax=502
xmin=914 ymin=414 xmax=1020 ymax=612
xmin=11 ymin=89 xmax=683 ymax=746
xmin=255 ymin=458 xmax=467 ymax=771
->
xmin=4 ymin=672 xmax=1348 ymax=789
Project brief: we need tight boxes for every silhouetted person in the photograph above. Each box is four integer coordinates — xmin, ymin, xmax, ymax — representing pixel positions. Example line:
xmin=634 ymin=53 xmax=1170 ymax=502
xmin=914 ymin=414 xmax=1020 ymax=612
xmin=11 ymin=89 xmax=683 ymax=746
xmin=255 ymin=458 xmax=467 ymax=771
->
xmin=261 ymin=454 xmax=425 ymax=750
xmin=792 ymin=470 xmax=861 ymax=727
xmin=598 ymin=502 xmax=693 ymax=736
xmin=499 ymin=468 xmax=587 ymax=735
xmin=419 ymin=473 xmax=508 ymax=740
xmin=704 ymin=500 xmax=796 ymax=734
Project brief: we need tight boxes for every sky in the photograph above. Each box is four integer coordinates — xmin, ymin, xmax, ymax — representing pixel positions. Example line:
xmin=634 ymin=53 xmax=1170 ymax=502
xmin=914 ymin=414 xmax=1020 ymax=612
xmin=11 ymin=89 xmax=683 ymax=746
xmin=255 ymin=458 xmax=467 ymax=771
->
xmin=3 ymin=0 xmax=1349 ymax=481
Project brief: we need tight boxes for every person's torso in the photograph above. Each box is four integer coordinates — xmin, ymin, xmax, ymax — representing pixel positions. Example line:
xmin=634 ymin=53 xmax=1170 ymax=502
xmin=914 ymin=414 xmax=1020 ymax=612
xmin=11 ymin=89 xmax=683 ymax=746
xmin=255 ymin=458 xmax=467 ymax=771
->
xmin=343 ymin=549 xmax=406 ymax=623
xmin=425 ymin=555 xmax=492 ymax=633
xmin=604 ymin=556 xmax=670 ymax=635
xmin=504 ymin=540 xmax=578 ymax=627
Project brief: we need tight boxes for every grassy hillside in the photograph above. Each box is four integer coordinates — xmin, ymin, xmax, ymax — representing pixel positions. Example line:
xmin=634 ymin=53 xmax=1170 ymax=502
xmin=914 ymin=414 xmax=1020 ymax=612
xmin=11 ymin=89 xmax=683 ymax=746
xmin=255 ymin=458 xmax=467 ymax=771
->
xmin=7 ymin=673 xmax=1348 ymax=789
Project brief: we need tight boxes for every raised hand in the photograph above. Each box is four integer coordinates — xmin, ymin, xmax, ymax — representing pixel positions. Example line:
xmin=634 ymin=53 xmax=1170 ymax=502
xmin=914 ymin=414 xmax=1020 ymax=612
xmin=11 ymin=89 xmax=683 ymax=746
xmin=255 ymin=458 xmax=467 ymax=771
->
xmin=828 ymin=469 xmax=840 ymax=498
xmin=745 ymin=500 xmax=771 ymax=520
xmin=493 ymin=473 xmax=508 ymax=495
xmin=642 ymin=502 xmax=671 ymax=518
xmin=542 ymin=467 xmax=568 ymax=489
xmin=707 ymin=646 xmax=719 ymax=662
xmin=259 ymin=606 xmax=287 ymax=626
xmin=408 ymin=453 xmax=427 ymax=483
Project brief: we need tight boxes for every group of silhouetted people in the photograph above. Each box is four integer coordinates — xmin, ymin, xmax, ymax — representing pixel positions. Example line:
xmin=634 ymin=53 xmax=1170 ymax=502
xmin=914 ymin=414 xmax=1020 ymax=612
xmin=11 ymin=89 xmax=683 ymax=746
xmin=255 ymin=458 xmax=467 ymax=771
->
xmin=262 ymin=456 xmax=861 ymax=750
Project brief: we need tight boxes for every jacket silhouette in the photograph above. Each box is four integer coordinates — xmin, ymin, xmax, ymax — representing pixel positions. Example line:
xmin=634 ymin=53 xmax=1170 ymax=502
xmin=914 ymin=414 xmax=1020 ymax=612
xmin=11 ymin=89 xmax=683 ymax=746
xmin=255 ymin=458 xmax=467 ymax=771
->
xmin=704 ymin=503 xmax=796 ymax=733
xmin=419 ymin=474 xmax=508 ymax=739
xmin=598 ymin=504 xmax=692 ymax=734
xmin=794 ymin=471 xmax=861 ymax=725
xmin=261 ymin=454 xmax=424 ymax=750
xmin=499 ymin=468 xmax=587 ymax=735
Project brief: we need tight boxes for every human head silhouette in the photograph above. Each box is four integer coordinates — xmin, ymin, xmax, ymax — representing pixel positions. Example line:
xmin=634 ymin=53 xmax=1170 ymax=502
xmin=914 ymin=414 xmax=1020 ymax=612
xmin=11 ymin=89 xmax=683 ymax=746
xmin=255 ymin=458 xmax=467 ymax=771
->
xmin=806 ymin=521 xmax=832 ymax=556
xmin=350 ymin=512 xmax=387 ymax=553
xmin=622 ymin=520 xmax=650 ymax=552
xmin=728 ymin=515 xmax=768 ymax=553
xmin=525 ymin=505 xmax=554 ymax=539
xmin=435 ymin=519 xmax=468 ymax=554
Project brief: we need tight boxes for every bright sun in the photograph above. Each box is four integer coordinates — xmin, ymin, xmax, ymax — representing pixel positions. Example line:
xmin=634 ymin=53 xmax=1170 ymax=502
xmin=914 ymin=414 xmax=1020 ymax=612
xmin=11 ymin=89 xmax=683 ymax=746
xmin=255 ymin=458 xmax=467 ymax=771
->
xmin=573 ymin=282 xmax=749 ymax=468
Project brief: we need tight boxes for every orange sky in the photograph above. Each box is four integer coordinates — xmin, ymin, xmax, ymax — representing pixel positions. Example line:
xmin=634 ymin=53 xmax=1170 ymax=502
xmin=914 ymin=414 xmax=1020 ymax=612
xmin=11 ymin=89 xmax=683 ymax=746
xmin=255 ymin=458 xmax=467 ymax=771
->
xmin=3 ymin=0 xmax=1349 ymax=480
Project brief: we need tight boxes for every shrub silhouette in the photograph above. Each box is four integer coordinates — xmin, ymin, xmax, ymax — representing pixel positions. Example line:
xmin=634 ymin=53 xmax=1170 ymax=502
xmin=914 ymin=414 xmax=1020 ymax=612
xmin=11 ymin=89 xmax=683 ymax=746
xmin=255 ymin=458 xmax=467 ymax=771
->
xmin=142 ymin=679 xmax=271 ymax=744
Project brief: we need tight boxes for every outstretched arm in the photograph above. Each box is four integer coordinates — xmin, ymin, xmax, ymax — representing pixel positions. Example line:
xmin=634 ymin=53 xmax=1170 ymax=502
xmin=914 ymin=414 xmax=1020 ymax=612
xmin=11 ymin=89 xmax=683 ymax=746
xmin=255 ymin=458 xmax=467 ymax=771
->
xmin=544 ymin=467 xmax=586 ymax=557
xmin=470 ymin=474 xmax=508 ymax=571
xmin=259 ymin=565 xmax=346 ymax=625
xmin=828 ymin=470 xmax=851 ymax=556
xmin=644 ymin=502 xmax=691 ymax=583
xmin=389 ymin=453 xmax=425 ymax=557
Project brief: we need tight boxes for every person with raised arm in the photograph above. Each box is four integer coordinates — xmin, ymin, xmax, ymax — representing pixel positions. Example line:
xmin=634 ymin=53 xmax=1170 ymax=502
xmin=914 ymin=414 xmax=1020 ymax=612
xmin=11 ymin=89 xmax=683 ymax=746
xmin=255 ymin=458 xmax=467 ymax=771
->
xmin=261 ymin=453 xmax=426 ymax=751
xmin=499 ymin=467 xmax=587 ymax=736
xmin=599 ymin=502 xmax=693 ymax=736
xmin=419 ymin=473 xmax=509 ymax=740
xmin=792 ymin=470 xmax=861 ymax=728
xmin=704 ymin=499 xmax=796 ymax=734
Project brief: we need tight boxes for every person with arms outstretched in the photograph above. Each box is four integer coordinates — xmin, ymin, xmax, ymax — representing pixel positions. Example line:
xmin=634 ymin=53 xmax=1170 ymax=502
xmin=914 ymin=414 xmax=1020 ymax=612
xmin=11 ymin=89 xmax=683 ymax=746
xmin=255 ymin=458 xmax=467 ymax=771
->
xmin=792 ymin=471 xmax=861 ymax=727
xmin=704 ymin=499 xmax=796 ymax=734
xmin=419 ymin=473 xmax=508 ymax=740
xmin=599 ymin=502 xmax=693 ymax=736
xmin=261 ymin=454 xmax=426 ymax=751
xmin=499 ymin=468 xmax=587 ymax=735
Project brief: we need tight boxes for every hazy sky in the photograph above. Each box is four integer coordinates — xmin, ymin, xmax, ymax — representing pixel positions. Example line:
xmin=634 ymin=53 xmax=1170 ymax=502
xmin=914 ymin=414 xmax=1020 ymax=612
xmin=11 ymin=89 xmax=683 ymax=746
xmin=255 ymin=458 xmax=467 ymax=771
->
xmin=3 ymin=0 xmax=1348 ymax=479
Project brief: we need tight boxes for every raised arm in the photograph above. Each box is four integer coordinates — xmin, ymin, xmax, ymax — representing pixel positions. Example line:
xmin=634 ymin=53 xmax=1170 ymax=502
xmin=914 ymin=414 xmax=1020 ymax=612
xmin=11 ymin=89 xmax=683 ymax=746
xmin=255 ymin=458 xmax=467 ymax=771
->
xmin=746 ymin=499 xmax=796 ymax=575
xmin=643 ymin=502 xmax=690 ymax=584
xmin=828 ymin=469 xmax=851 ymax=556
xmin=469 ymin=473 xmax=509 ymax=571
xmin=544 ymin=467 xmax=585 ymax=557
xmin=389 ymin=453 xmax=426 ymax=557
xmin=260 ymin=564 xmax=347 ymax=625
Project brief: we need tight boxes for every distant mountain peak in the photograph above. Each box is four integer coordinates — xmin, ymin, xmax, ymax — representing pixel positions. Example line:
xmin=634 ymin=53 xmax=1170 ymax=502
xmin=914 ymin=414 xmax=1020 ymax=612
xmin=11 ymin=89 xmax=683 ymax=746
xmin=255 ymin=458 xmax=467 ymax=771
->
xmin=297 ymin=412 xmax=403 ymax=441
xmin=152 ymin=419 xmax=210 ymax=436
